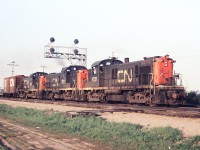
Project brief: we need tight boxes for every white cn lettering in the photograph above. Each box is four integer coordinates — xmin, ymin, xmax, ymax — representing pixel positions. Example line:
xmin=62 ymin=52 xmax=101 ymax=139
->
xmin=10 ymin=79 xmax=14 ymax=87
xmin=117 ymin=70 xmax=132 ymax=83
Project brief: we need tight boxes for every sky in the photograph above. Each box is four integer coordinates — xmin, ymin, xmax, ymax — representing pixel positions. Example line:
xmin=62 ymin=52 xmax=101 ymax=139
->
xmin=0 ymin=0 xmax=200 ymax=91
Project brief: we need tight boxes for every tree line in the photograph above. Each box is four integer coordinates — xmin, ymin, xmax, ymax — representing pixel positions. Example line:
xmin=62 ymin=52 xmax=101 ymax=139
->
xmin=186 ymin=91 xmax=200 ymax=105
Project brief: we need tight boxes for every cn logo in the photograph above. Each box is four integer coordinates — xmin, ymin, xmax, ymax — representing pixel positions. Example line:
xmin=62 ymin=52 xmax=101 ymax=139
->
xmin=10 ymin=79 xmax=14 ymax=87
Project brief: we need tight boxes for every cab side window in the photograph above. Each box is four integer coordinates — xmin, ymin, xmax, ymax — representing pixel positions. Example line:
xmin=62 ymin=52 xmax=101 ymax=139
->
xmin=92 ymin=67 xmax=97 ymax=75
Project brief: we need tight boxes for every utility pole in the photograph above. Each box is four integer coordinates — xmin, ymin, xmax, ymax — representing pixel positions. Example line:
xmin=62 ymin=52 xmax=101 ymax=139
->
xmin=40 ymin=65 xmax=47 ymax=72
xmin=7 ymin=61 xmax=19 ymax=76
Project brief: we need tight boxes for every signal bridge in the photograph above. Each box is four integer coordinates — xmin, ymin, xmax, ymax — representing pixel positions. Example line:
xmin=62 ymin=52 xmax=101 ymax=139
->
xmin=44 ymin=38 xmax=87 ymax=67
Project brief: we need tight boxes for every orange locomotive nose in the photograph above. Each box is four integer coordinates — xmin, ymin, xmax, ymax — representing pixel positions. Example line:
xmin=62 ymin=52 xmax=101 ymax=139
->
xmin=153 ymin=55 xmax=174 ymax=86
xmin=77 ymin=69 xmax=88 ymax=89
xmin=39 ymin=76 xmax=46 ymax=91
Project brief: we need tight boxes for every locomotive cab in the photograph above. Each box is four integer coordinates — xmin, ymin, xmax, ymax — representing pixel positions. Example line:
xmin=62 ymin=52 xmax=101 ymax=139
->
xmin=88 ymin=58 xmax=123 ymax=87
xmin=29 ymin=72 xmax=48 ymax=90
xmin=62 ymin=65 xmax=87 ymax=88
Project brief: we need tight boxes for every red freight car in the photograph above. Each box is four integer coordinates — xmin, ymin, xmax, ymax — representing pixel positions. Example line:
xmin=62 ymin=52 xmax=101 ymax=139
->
xmin=3 ymin=75 xmax=25 ymax=97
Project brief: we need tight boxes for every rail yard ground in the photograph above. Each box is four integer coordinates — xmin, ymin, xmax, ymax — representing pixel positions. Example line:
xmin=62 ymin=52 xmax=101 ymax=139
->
xmin=0 ymin=99 xmax=200 ymax=149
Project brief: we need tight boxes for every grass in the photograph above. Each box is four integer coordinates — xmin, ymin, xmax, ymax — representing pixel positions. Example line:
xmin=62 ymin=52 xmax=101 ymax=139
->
xmin=0 ymin=104 xmax=200 ymax=150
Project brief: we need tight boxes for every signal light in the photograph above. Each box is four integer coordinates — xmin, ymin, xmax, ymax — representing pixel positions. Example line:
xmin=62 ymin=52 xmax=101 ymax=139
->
xmin=50 ymin=47 xmax=55 ymax=54
xmin=50 ymin=37 xmax=55 ymax=43
xmin=74 ymin=39 xmax=79 ymax=44
xmin=74 ymin=49 xmax=79 ymax=55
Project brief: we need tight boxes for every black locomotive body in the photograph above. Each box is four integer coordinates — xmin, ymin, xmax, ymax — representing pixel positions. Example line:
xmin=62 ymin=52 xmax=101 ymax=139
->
xmin=44 ymin=65 xmax=87 ymax=100
xmin=84 ymin=56 xmax=185 ymax=105
xmin=17 ymin=72 xmax=48 ymax=99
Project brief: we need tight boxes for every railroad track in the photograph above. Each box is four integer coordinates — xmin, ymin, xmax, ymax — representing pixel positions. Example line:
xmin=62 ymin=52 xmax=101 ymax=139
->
xmin=0 ymin=98 xmax=200 ymax=118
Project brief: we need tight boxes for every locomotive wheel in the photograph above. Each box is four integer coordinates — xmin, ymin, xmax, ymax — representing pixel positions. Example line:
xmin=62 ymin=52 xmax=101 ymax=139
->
xmin=71 ymin=94 xmax=75 ymax=101
xmin=100 ymin=95 xmax=107 ymax=103
xmin=149 ymin=101 xmax=157 ymax=107
xmin=25 ymin=94 xmax=29 ymax=99
xmin=149 ymin=95 xmax=157 ymax=107
xmin=81 ymin=94 xmax=88 ymax=102
xmin=50 ymin=93 xmax=55 ymax=101
xmin=145 ymin=95 xmax=157 ymax=106
xmin=145 ymin=101 xmax=149 ymax=106
xmin=42 ymin=93 xmax=46 ymax=100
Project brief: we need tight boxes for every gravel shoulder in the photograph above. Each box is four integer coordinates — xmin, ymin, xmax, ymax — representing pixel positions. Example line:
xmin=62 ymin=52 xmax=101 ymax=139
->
xmin=101 ymin=112 xmax=200 ymax=137
xmin=0 ymin=99 xmax=200 ymax=137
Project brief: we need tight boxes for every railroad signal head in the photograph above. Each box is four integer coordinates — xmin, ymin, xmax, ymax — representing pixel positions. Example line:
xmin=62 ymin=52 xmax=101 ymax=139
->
xmin=74 ymin=39 xmax=79 ymax=44
xmin=50 ymin=37 xmax=55 ymax=43
xmin=50 ymin=47 xmax=55 ymax=54
xmin=74 ymin=49 xmax=79 ymax=55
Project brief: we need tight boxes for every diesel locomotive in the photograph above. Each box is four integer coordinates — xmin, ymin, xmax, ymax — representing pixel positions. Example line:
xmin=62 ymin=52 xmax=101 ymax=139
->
xmin=3 ymin=54 xmax=185 ymax=106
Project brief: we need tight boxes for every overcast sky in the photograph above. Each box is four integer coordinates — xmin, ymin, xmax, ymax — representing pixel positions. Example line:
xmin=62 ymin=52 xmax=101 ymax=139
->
xmin=0 ymin=0 xmax=200 ymax=91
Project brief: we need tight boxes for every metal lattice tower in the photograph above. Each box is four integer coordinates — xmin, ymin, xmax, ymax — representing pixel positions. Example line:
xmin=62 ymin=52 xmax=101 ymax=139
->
xmin=7 ymin=61 xmax=19 ymax=76
xmin=44 ymin=38 xmax=87 ymax=67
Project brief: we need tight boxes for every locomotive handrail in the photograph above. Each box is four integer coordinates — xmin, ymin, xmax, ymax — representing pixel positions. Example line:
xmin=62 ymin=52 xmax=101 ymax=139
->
xmin=149 ymin=73 xmax=156 ymax=96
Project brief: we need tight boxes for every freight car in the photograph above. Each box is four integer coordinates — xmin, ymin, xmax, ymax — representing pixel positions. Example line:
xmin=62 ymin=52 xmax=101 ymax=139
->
xmin=3 ymin=75 xmax=25 ymax=97
xmin=2 ymin=54 xmax=186 ymax=106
